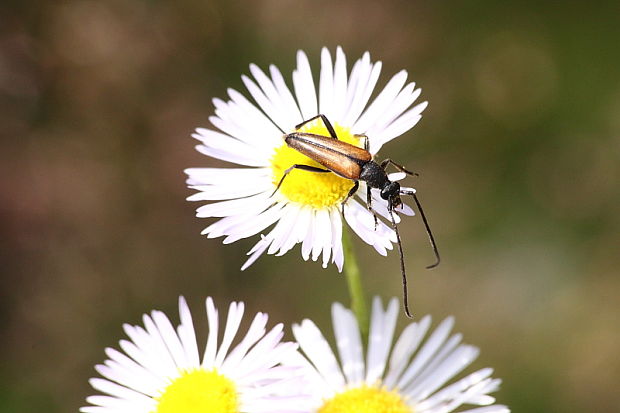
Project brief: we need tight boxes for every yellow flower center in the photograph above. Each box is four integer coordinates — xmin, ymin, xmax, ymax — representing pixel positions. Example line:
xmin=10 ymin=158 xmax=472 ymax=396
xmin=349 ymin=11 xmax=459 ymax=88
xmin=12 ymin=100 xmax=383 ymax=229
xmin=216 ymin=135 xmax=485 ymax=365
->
xmin=153 ymin=368 xmax=239 ymax=413
xmin=318 ymin=384 xmax=412 ymax=413
xmin=271 ymin=118 xmax=362 ymax=208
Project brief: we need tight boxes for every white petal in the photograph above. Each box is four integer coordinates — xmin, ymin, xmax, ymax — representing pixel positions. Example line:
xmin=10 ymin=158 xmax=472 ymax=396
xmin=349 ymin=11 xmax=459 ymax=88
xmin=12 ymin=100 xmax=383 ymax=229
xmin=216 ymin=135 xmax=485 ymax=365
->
xmin=416 ymin=368 xmax=495 ymax=411
xmin=221 ymin=311 xmax=268 ymax=372
xmin=196 ymin=144 xmax=267 ymax=167
xmin=277 ymin=206 xmax=308 ymax=256
xmin=311 ymin=209 xmax=330 ymax=263
xmin=249 ymin=63 xmax=299 ymax=131
xmin=353 ymin=70 xmax=408 ymax=135
xmin=341 ymin=52 xmax=371 ymax=125
xmin=332 ymin=303 xmax=364 ymax=385
xmin=331 ymin=46 xmax=348 ymax=120
xmin=221 ymin=202 xmax=287 ymax=243
xmin=344 ymin=200 xmax=396 ymax=255
xmin=366 ymin=297 xmax=398 ymax=383
xmin=456 ymin=407 xmax=510 ymax=413
xmin=366 ymin=83 xmax=420 ymax=137
xmin=293 ymin=50 xmax=318 ymax=120
xmin=195 ymin=193 xmax=272 ymax=218
xmin=187 ymin=181 xmax=270 ymax=202
xmin=227 ymin=88 xmax=284 ymax=145
xmin=371 ymin=101 xmax=428 ymax=153
xmin=384 ymin=315 xmax=431 ymax=388
xmin=150 ymin=310 xmax=188 ymax=368
xmin=208 ymin=115 xmax=276 ymax=158
xmin=346 ymin=60 xmax=383 ymax=128
xmin=300 ymin=207 xmax=315 ymax=260
xmin=397 ymin=317 xmax=455 ymax=389
xmin=267 ymin=204 xmax=302 ymax=255
xmin=241 ymin=236 xmax=271 ymax=270
xmin=329 ymin=208 xmax=344 ymax=271
xmin=318 ymin=47 xmax=334 ymax=117
xmin=406 ymin=344 xmax=479 ymax=400
xmin=202 ymin=297 xmax=219 ymax=367
xmin=192 ymin=128 xmax=271 ymax=162
xmin=293 ymin=319 xmax=346 ymax=390
xmin=320 ymin=209 xmax=333 ymax=268
xmin=213 ymin=301 xmax=244 ymax=367
xmin=177 ymin=297 xmax=200 ymax=367
xmin=185 ymin=167 xmax=270 ymax=186
xmin=242 ymin=74 xmax=289 ymax=133
xmin=270 ymin=64 xmax=304 ymax=125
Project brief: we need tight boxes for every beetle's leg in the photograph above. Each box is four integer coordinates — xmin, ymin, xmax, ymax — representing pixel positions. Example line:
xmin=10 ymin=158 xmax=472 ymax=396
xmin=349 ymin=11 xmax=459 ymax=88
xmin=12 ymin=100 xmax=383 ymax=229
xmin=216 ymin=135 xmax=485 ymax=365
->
xmin=271 ymin=164 xmax=331 ymax=197
xmin=400 ymin=188 xmax=441 ymax=269
xmin=295 ymin=114 xmax=338 ymax=140
xmin=295 ymin=115 xmax=322 ymax=130
xmin=380 ymin=158 xmax=418 ymax=176
xmin=354 ymin=133 xmax=369 ymax=151
xmin=366 ymin=185 xmax=380 ymax=230
xmin=341 ymin=181 xmax=359 ymax=216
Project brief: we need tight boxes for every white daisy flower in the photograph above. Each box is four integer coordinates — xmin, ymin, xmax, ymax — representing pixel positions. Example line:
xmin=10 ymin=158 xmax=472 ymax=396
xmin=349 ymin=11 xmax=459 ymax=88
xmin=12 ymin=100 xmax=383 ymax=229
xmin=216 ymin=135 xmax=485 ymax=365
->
xmin=291 ymin=297 xmax=510 ymax=413
xmin=185 ymin=46 xmax=426 ymax=271
xmin=82 ymin=297 xmax=308 ymax=413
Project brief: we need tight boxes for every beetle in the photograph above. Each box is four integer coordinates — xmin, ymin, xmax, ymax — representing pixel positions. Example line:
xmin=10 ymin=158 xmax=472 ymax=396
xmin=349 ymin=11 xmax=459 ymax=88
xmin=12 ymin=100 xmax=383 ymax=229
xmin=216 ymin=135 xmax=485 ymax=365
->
xmin=273 ymin=114 xmax=440 ymax=318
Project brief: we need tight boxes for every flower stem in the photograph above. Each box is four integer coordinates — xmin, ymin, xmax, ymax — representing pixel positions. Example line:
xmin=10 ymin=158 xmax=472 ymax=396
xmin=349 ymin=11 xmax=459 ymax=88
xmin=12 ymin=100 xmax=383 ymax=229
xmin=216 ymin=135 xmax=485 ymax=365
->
xmin=342 ymin=228 xmax=369 ymax=338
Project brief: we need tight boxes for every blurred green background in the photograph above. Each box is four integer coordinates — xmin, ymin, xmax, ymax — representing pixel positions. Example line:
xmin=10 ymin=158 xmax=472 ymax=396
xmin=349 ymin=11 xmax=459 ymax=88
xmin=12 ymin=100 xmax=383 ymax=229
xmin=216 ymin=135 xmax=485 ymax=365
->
xmin=1 ymin=1 xmax=619 ymax=412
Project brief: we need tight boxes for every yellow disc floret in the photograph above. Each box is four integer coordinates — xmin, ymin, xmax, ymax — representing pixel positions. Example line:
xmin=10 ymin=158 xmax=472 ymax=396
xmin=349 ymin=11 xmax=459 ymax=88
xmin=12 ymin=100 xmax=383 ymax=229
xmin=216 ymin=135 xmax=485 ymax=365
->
xmin=153 ymin=368 xmax=239 ymax=413
xmin=271 ymin=118 xmax=362 ymax=208
xmin=319 ymin=384 xmax=412 ymax=413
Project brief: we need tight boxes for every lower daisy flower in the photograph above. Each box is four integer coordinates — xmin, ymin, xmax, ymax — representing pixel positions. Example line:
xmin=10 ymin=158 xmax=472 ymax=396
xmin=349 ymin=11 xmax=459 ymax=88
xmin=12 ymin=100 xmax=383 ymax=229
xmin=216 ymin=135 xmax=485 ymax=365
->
xmin=186 ymin=46 xmax=424 ymax=271
xmin=290 ymin=297 xmax=510 ymax=413
xmin=82 ymin=297 xmax=308 ymax=413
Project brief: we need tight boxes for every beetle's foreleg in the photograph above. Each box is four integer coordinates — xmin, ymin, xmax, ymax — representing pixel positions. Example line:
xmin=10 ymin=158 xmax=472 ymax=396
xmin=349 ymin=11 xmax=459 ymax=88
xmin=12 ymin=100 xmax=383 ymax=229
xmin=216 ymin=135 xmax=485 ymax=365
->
xmin=365 ymin=185 xmax=380 ymax=231
xmin=271 ymin=164 xmax=331 ymax=197
xmin=295 ymin=114 xmax=338 ymax=140
xmin=380 ymin=158 xmax=418 ymax=177
xmin=341 ymin=181 xmax=359 ymax=216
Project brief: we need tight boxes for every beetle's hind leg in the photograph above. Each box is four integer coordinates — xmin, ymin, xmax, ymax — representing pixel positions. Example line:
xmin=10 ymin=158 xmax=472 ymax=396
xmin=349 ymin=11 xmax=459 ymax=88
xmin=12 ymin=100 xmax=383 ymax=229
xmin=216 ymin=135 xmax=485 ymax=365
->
xmin=271 ymin=164 xmax=331 ymax=197
xmin=295 ymin=114 xmax=338 ymax=140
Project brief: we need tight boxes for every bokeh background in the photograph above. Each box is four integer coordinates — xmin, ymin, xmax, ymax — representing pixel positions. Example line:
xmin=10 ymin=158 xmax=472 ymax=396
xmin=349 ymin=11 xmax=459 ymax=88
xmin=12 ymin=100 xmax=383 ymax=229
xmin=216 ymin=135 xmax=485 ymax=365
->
xmin=2 ymin=1 xmax=619 ymax=412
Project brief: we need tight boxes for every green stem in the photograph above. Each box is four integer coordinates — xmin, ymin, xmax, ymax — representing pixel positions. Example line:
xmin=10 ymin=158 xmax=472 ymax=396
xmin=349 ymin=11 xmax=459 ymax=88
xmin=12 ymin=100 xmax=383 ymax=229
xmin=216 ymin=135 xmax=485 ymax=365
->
xmin=342 ymin=228 xmax=369 ymax=338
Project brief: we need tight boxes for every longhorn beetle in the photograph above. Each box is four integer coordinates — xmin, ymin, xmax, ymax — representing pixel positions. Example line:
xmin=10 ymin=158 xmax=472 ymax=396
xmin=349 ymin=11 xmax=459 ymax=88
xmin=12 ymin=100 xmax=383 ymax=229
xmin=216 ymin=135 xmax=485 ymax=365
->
xmin=273 ymin=114 xmax=440 ymax=318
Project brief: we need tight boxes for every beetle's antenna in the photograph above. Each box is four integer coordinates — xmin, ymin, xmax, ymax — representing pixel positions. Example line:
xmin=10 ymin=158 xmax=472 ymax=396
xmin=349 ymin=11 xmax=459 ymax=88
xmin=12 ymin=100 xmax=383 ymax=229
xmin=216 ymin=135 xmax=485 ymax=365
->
xmin=389 ymin=206 xmax=413 ymax=318
xmin=402 ymin=189 xmax=440 ymax=269
xmin=273 ymin=122 xmax=286 ymax=134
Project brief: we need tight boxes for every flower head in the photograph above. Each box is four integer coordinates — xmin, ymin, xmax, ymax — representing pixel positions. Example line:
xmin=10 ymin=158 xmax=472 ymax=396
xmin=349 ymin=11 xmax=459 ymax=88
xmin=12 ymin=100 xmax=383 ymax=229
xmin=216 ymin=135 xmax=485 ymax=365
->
xmin=82 ymin=297 xmax=307 ymax=413
xmin=291 ymin=297 xmax=509 ymax=413
xmin=186 ymin=47 xmax=425 ymax=271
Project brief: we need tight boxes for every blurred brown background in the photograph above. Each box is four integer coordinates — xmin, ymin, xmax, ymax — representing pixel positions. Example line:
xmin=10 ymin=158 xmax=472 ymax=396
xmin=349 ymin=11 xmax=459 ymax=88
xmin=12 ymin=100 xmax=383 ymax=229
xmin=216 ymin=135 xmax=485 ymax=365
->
xmin=1 ymin=1 xmax=619 ymax=412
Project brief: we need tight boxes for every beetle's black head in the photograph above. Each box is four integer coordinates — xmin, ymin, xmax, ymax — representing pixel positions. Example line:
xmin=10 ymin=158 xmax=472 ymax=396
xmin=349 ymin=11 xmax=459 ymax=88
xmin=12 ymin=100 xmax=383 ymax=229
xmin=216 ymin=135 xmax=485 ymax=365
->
xmin=380 ymin=181 xmax=401 ymax=206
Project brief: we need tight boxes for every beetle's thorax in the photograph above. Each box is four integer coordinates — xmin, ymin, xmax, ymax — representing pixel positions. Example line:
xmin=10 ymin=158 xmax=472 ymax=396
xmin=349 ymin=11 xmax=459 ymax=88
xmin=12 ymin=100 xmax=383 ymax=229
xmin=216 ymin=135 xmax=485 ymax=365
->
xmin=359 ymin=161 xmax=390 ymax=190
